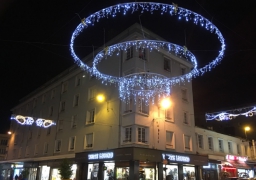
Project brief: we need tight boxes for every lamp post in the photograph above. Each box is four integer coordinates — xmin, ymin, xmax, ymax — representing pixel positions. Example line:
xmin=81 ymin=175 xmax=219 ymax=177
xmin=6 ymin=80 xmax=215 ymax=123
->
xmin=244 ymin=126 xmax=250 ymax=140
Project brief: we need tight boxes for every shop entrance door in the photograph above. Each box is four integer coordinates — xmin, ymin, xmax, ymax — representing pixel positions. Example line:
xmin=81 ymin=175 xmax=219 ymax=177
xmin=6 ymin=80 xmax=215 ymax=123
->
xmin=203 ymin=170 xmax=216 ymax=180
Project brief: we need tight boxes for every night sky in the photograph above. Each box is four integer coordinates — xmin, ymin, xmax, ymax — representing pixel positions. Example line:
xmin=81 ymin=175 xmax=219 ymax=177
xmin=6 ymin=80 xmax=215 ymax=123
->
xmin=1 ymin=0 xmax=256 ymax=137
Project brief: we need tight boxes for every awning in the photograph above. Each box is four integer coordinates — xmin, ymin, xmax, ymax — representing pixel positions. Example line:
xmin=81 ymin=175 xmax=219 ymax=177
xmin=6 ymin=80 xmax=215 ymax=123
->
xmin=224 ymin=160 xmax=251 ymax=169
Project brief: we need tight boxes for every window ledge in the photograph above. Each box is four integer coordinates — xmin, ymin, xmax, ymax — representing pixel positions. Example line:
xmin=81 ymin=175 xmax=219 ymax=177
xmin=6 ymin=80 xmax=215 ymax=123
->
xmin=165 ymin=119 xmax=174 ymax=123
xmin=136 ymin=111 xmax=149 ymax=117
xmin=166 ymin=145 xmax=175 ymax=149
xmin=85 ymin=122 xmax=95 ymax=126
xmin=135 ymin=142 xmax=149 ymax=146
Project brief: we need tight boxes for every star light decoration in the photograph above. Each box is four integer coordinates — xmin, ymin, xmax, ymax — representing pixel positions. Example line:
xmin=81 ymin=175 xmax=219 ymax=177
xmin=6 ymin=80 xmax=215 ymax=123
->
xmin=70 ymin=2 xmax=225 ymax=103
xmin=206 ymin=106 xmax=256 ymax=121
xmin=11 ymin=115 xmax=56 ymax=128
xmin=91 ymin=40 xmax=198 ymax=102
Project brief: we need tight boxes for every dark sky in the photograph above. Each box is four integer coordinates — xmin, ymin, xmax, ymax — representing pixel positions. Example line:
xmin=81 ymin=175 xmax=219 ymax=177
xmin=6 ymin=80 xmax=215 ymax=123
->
xmin=1 ymin=0 xmax=256 ymax=134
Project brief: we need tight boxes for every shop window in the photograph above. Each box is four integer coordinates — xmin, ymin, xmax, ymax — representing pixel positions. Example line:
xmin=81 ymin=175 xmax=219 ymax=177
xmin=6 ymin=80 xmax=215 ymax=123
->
xmin=44 ymin=143 xmax=48 ymax=154
xmin=183 ymin=111 xmax=189 ymax=125
xmin=60 ymin=101 xmax=66 ymax=112
xmin=183 ymin=166 xmax=196 ymax=180
xmin=198 ymin=134 xmax=204 ymax=149
xmin=34 ymin=144 xmax=38 ymax=156
xmin=84 ymin=133 xmax=94 ymax=149
xmin=208 ymin=137 xmax=213 ymax=150
xmin=218 ymin=139 xmax=224 ymax=152
xmin=61 ymin=82 xmax=68 ymax=93
xmin=68 ymin=136 xmax=76 ymax=151
xmin=103 ymin=163 xmax=115 ymax=180
xmin=163 ymin=165 xmax=178 ymax=180
xmin=184 ymin=135 xmax=192 ymax=151
xmin=88 ymin=87 xmax=96 ymax=100
xmin=88 ymin=164 xmax=99 ymax=180
xmin=123 ymin=127 xmax=132 ymax=143
xmin=138 ymin=127 xmax=147 ymax=143
xmin=138 ymin=98 xmax=148 ymax=114
xmin=86 ymin=109 xmax=95 ymax=124
xmin=138 ymin=47 xmax=147 ymax=60
xmin=124 ymin=98 xmax=133 ymax=113
xmin=139 ymin=167 xmax=154 ymax=180
xmin=58 ymin=120 xmax=63 ymax=131
xmin=164 ymin=57 xmax=171 ymax=71
xmin=75 ymin=76 xmax=81 ymax=86
xmin=71 ymin=115 xmax=77 ymax=128
xmin=165 ymin=107 xmax=174 ymax=122
xmin=181 ymin=88 xmax=188 ymax=101
xmin=126 ymin=47 xmax=133 ymax=60
xmin=49 ymin=106 xmax=53 ymax=116
xmin=166 ymin=131 xmax=175 ymax=149
xmin=228 ymin=141 xmax=233 ymax=153
xmin=73 ymin=94 xmax=79 ymax=107
xmin=116 ymin=167 xmax=129 ymax=179
xmin=55 ymin=140 xmax=62 ymax=152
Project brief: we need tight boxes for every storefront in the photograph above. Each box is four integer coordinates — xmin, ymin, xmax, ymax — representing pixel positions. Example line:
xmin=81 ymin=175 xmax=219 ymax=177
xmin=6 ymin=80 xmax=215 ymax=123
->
xmin=220 ymin=154 xmax=253 ymax=179
xmin=202 ymin=155 xmax=224 ymax=180
xmin=75 ymin=147 xmax=208 ymax=180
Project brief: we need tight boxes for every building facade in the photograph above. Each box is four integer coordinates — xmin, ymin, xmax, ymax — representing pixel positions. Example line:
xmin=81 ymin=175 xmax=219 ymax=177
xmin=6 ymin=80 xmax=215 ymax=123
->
xmin=0 ymin=24 xmax=254 ymax=180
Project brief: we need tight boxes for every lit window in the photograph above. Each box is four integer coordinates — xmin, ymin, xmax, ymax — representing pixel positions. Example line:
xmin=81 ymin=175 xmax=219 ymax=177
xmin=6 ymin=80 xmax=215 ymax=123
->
xmin=69 ymin=137 xmax=76 ymax=151
xmin=208 ymin=137 xmax=213 ymax=150
xmin=71 ymin=115 xmax=77 ymax=128
xmin=55 ymin=140 xmax=62 ymax=152
xmin=126 ymin=47 xmax=133 ymax=60
xmin=123 ymin=127 xmax=132 ymax=143
xmin=138 ymin=47 xmax=146 ymax=60
xmin=138 ymin=127 xmax=147 ymax=143
xmin=73 ymin=94 xmax=79 ymax=107
xmin=164 ymin=57 xmax=171 ymax=71
xmin=218 ymin=139 xmax=224 ymax=152
xmin=198 ymin=135 xmax=203 ymax=149
xmin=86 ymin=109 xmax=95 ymax=124
xmin=184 ymin=135 xmax=192 ymax=151
xmin=166 ymin=131 xmax=175 ymax=148
xmin=84 ymin=133 xmax=93 ymax=149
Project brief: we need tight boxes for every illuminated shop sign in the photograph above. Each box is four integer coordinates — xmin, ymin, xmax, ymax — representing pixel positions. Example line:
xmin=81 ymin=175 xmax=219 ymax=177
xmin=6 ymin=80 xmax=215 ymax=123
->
xmin=88 ymin=152 xmax=114 ymax=160
xmin=162 ymin=153 xmax=190 ymax=163
xmin=226 ymin=155 xmax=247 ymax=162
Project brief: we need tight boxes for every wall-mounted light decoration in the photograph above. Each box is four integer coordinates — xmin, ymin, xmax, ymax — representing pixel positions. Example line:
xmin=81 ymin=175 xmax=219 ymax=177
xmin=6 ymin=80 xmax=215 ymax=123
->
xmin=11 ymin=115 xmax=56 ymax=128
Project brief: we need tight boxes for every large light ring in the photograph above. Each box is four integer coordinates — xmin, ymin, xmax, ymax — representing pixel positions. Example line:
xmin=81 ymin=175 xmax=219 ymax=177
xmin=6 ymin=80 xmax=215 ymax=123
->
xmin=70 ymin=2 xmax=225 ymax=81
xmin=91 ymin=40 xmax=198 ymax=85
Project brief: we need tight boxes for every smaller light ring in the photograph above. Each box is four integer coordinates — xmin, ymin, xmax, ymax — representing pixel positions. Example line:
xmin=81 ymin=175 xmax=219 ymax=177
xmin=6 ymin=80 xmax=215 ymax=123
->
xmin=91 ymin=40 xmax=198 ymax=86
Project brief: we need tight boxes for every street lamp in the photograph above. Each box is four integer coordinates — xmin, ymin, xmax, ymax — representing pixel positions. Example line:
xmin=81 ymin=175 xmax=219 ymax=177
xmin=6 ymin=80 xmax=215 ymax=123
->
xmin=7 ymin=131 xmax=12 ymax=135
xmin=160 ymin=98 xmax=172 ymax=109
xmin=244 ymin=126 xmax=250 ymax=140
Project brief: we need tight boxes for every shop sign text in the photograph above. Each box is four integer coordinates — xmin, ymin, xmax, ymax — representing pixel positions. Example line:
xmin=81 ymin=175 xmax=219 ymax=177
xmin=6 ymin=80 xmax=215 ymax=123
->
xmin=226 ymin=155 xmax=247 ymax=162
xmin=162 ymin=153 xmax=190 ymax=163
xmin=88 ymin=152 xmax=114 ymax=160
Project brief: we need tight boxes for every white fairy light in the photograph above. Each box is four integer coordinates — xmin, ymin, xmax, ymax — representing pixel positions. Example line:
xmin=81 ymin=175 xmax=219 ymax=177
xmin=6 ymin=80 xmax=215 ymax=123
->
xmin=11 ymin=115 xmax=56 ymax=128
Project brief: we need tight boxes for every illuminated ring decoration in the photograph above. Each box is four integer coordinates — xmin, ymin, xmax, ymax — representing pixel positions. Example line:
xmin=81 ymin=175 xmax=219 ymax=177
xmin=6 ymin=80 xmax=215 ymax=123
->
xmin=91 ymin=40 xmax=198 ymax=102
xmin=70 ymin=2 xmax=225 ymax=82
xmin=11 ymin=115 xmax=56 ymax=128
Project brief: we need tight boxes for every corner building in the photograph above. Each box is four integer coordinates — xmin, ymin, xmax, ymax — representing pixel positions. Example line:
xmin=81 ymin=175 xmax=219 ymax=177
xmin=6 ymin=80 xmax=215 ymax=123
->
xmin=3 ymin=24 xmax=208 ymax=180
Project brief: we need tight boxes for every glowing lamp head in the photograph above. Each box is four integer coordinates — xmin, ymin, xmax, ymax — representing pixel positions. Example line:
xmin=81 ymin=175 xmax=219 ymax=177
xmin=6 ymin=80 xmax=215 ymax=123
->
xmin=96 ymin=94 xmax=105 ymax=102
xmin=245 ymin=126 xmax=250 ymax=132
xmin=7 ymin=131 xmax=12 ymax=135
xmin=160 ymin=98 xmax=172 ymax=109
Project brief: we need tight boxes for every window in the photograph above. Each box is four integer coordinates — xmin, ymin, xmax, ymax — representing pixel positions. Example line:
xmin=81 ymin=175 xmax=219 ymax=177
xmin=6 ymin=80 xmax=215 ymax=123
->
xmin=47 ymin=127 xmax=51 ymax=135
xmin=55 ymin=140 xmax=62 ymax=152
xmin=181 ymin=89 xmax=188 ymax=101
xmin=75 ymin=76 xmax=81 ymax=86
xmin=184 ymin=135 xmax=192 ymax=151
xmin=165 ymin=107 xmax=173 ymax=122
xmin=60 ymin=101 xmax=66 ymax=112
xmin=18 ymin=147 xmax=22 ymax=158
xmin=71 ymin=115 xmax=77 ymax=128
xmin=237 ymin=144 xmax=241 ymax=155
xmin=73 ymin=94 xmax=79 ymax=107
xmin=208 ymin=137 xmax=213 ymax=150
xmin=0 ymin=139 xmax=7 ymax=145
xmin=34 ymin=144 xmax=38 ymax=155
xmin=138 ymin=98 xmax=148 ymax=114
xmin=86 ymin=109 xmax=95 ymax=124
xmin=28 ymin=130 xmax=32 ymax=140
xmin=25 ymin=146 xmax=29 ymax=157
xmin=126 ymin=47 xmax=133 ymax=60
xmin=166 ymin=131 xmax=175 ymax=148
xmin=49 ymin=106 xmax=53 ymax=116
xmin=88 ymin=87 xmax=96 ymax=100
xmin=51 ymin=89 xmax=55 ymax=99
xmin=138 ymin=127 xmax=147 ymax=143
xmin=228 ymin=141 xmax=233 ymax=153
xmin=33 ymin=98 xmax=37 ymax=108
xmin=84 ymin=133 xmax=93 ymax=149
xmin=181 ymin=67 xmax=186 ymax=75
xmin=245 ymin=145 xmax=248 ymax=155
xmin=198 ymin=135 xmax=203 ymax=149
xmin=44 ymin=143 xmax=48 ymax=154
xmin=69 ymin=137 xmax=76 ymax=151
xmin=138 ymin=47 xmax=146 ymax=60
xmin=124 ymin=127 xmax=132 ymax=143
xmin=218 ymin=139 xmax=224 ymax=152
xmin=62 ymin=82 xmax=68 ymax=93
xmin=164 ymin=57 xmax=171 ymax=71
xmin=58 ymin=120 xmax=63 ymax=131
xmin=183 ymin=111 xmax=189 ymax=125
xmin=124 ymin=98 xmax=133 ymax=113
xmin=42 ymin=94 xmax=45 ymax=103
